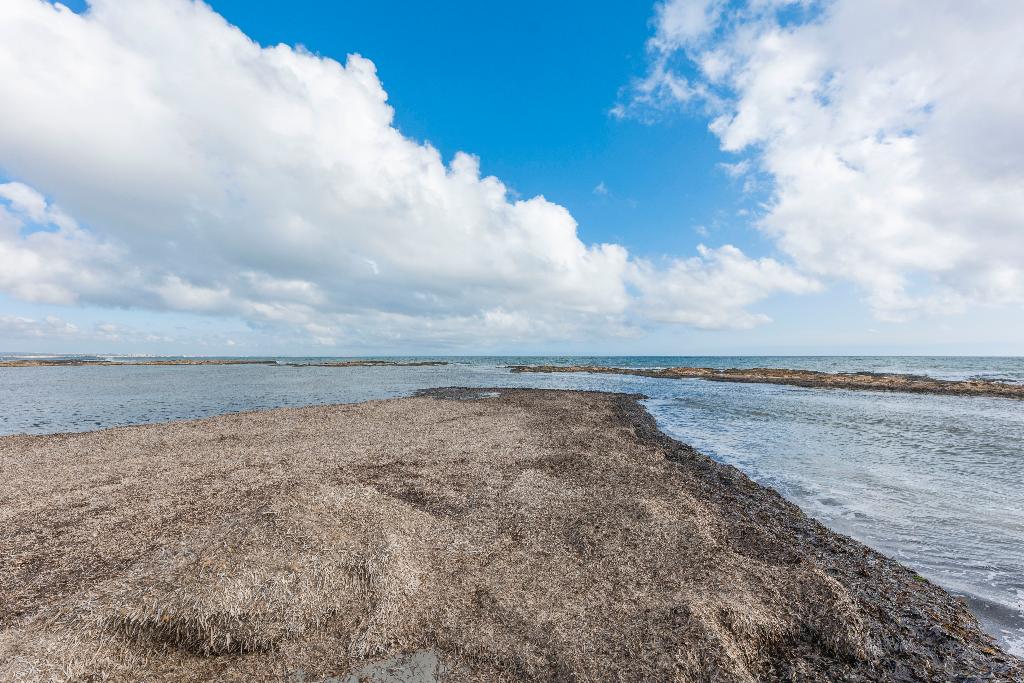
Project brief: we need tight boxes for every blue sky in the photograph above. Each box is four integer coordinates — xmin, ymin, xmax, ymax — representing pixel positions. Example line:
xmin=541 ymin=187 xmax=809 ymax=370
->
xmin=207 ymin=0 xmax=755 ymax=258
xmin=1 ymin=0 xmax=1022 ymax=355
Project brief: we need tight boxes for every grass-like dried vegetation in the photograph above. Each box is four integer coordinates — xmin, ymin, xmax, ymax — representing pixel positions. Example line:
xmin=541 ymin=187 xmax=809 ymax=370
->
xmin=0 ymin=389 xmax=1019 ymax=681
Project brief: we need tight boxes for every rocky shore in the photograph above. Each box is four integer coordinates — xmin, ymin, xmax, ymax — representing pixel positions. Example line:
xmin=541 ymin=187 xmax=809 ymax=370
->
xmin=1 ymin=389 xmax=1019 ymax=681
xmin=510 ymin=364 xmax=1024 ymax=399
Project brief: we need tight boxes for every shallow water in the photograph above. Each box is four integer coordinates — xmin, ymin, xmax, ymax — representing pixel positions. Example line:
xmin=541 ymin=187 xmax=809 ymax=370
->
xmin=0 ymin=356 xmax=1021 ymax=655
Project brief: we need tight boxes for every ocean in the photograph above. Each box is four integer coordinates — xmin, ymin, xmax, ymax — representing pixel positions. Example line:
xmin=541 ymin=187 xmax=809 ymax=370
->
xmin=1 ymin=355 xmax=1021 ymax=655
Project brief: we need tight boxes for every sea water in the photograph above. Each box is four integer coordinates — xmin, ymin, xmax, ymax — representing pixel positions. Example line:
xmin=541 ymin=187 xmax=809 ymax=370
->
xmin=1 ymin=356 xmax=1021 ymax=655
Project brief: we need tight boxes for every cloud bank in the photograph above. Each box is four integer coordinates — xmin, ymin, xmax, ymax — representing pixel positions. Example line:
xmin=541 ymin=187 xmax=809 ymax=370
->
xmin=0 ymin=0 xmax=813 ymax=348
xmin=624 ymin=0 xmax=1024 ymax=320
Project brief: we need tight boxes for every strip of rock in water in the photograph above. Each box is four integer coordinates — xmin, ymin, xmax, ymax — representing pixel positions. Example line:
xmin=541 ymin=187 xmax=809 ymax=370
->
xmin=509 ymin=364 xmax=1024 ymax=399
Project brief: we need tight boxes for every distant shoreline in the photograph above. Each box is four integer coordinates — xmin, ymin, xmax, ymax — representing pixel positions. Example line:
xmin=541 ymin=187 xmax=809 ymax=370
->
xmin=509 ymin=364 xmax=1024 ymax=399
xmin=5 ymin=357 xmax=1020 ymax=398
xmin=0 ymin=358 xmax=448 ymax=368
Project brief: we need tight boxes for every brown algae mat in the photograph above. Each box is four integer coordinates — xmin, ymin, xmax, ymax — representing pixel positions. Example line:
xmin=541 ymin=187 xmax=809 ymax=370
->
xmin=0 ymin=389 xmax=1020 ymax=682
xmin=509 ymin=364 xmax=1024 ymax=400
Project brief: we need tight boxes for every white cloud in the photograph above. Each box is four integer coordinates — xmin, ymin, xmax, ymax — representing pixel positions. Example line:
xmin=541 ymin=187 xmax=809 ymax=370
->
xmin=0 ymin=315 xmax=79 ymax=339
xmin=0 ymin=183 xmax=48 ymax=223
xmin=0 ymin=183 xmax=130 ymax=307
xmin=611 ymin=62 xmax=703 ymax=119
xmin=633 ymin=244 xmax=820 ymax=329
xmin=651 ymin=0 xmax=725 ymax=51
xmin=0 ymin=314 xmax=148 ymax=343
xmin=718 ymin=159 xmax=751 ymax=178
xmin=0 ymin=0 xmax=810 ymax=346
xmin=610 ymin=0 xmax=724 ymax=120
xmin=624 ymin=0 xmax=1024 ymax=320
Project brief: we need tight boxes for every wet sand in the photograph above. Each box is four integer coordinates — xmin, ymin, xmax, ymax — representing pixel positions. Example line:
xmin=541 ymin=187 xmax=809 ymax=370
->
xmin=510 ymin=364 xmax=1024 ymax=399
xmin=0 ymin=389 xmax=1019 ymax=681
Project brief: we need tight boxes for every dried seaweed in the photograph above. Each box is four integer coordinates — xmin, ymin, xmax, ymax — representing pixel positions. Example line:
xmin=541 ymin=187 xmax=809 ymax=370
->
xmin=1 ymin=389 xmax=1019 ymax=681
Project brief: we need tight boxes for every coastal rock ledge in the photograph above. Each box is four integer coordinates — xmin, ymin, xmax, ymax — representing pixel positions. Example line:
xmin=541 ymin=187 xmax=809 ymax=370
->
xmin=1 ymin=389 xmax=1019 ymax=682
xmin=508 ymin=365 xmax=1024 ymax=399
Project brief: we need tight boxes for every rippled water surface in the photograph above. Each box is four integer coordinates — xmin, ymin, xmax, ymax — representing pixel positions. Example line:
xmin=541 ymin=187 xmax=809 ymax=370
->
xmin=1 ymin=356 xmax=1021 ymax=654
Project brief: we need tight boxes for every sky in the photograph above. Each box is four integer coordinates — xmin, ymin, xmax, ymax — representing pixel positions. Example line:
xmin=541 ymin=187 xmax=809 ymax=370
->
xmin=0 ymin=0 xmax=1022 ymax=356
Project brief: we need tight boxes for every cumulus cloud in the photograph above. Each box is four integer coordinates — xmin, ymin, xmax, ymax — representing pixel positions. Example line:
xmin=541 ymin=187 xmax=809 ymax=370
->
xmin=0 ymin=313 xmax=156 ymax=344
xmin=0 ymin=182 xmax=130 ymax=306
xmin=633 ymin=244 xmax=819 ymax=329
xmin=0 ymin=315 xmax=80 ymax=339
xmin=0 ymin=0 xmax=807 ymax=345
xmin=624 ymin=0 xmax=1024 ymax=320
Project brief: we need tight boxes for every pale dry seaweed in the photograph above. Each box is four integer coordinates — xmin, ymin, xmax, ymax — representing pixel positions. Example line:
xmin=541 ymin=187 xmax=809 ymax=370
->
xmin=0 ymin=389 xmax=1019 ymax=681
